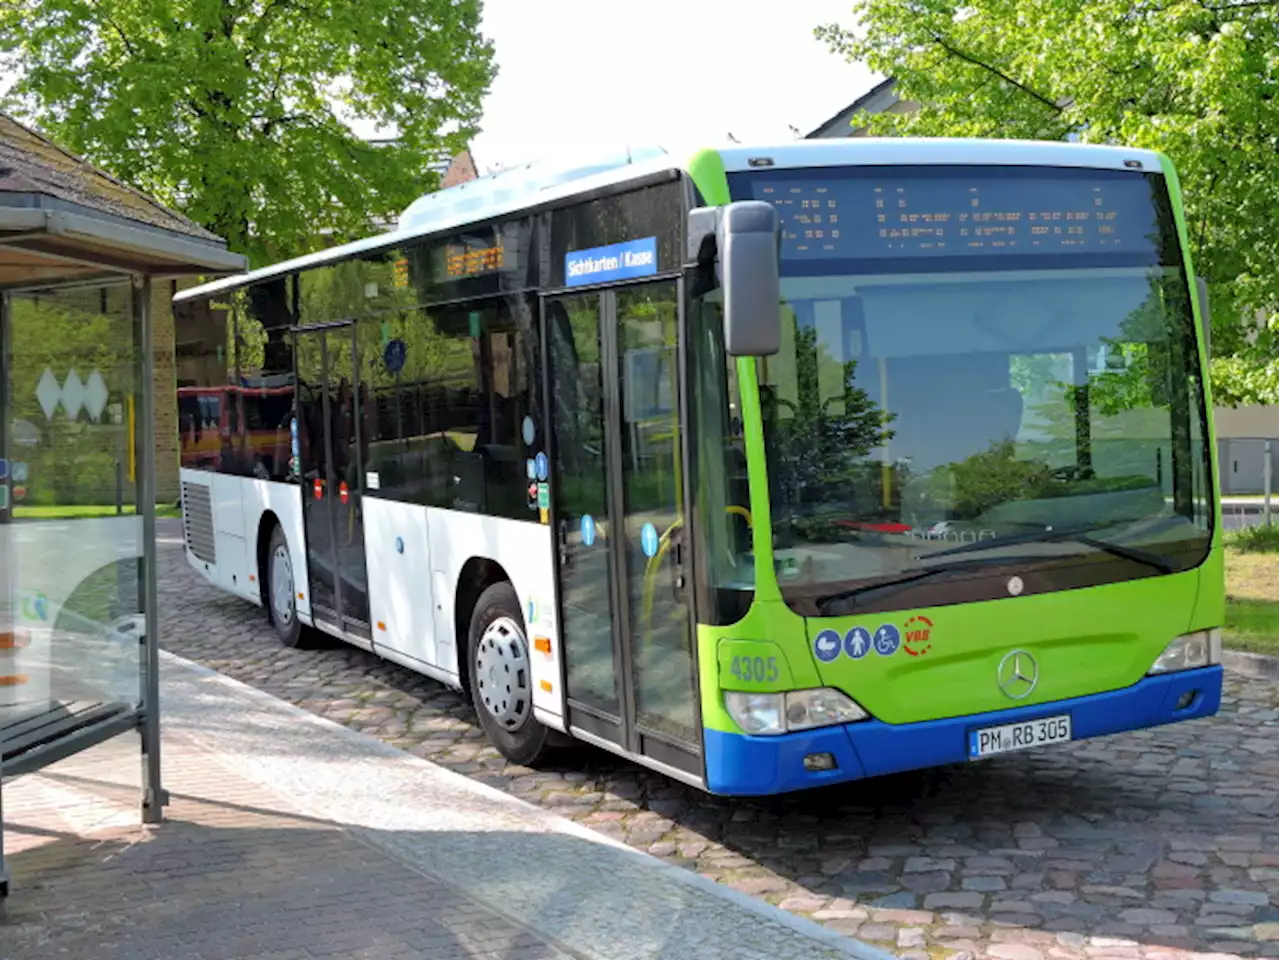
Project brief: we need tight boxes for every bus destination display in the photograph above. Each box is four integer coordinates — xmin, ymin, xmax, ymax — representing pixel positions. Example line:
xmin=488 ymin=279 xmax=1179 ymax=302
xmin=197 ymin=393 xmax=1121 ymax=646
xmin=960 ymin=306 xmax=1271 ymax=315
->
xmin=751 ymin=175 xmax=1159 ymax=261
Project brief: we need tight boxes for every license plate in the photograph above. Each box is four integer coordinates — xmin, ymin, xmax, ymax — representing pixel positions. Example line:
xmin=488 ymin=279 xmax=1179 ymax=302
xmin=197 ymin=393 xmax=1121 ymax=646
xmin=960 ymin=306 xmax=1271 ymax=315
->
xmin=969 ymin=714 xmax=1072 ymax=759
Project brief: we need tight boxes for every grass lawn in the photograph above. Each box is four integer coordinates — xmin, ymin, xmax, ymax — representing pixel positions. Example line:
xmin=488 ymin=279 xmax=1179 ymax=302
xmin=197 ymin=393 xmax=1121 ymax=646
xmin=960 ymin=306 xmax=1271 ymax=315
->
xmin=1224 ymin=545 xmax=1279 ymax=655
xmin=13 ymin=503 xmax=181 ymax=520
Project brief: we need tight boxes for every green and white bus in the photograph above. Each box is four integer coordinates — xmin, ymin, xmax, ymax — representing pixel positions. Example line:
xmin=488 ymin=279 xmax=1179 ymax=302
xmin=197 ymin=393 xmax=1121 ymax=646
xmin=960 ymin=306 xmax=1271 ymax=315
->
xmin=174 ymin=138 xmax=1223 ymax=795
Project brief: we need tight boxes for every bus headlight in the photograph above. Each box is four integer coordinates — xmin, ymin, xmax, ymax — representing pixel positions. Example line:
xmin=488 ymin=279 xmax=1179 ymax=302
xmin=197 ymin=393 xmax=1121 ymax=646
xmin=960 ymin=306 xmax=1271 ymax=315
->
xmin=724 ymin=688 xmax=868 ymax=736
xmin=785 ymin=688 xmax=869 ymax=731
xmin=723 ymin=692 xmax=784 ymax=735
xmin=1148 ymin=629 xmax=1221 ymax=675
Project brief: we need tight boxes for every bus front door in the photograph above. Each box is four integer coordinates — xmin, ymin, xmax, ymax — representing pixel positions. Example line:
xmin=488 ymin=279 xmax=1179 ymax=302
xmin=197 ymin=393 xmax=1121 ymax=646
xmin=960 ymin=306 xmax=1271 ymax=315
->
xmin=293 ymin=321 xmax=371 ymax=641
xmin=544 ymin=279 xmax=701 ymax=781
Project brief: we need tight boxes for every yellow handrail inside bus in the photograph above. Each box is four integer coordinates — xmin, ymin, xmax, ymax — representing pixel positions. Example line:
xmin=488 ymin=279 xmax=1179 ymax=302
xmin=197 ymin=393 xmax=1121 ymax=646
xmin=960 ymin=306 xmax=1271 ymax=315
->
xmin=640 ymin=505 xmax=751 ymax=641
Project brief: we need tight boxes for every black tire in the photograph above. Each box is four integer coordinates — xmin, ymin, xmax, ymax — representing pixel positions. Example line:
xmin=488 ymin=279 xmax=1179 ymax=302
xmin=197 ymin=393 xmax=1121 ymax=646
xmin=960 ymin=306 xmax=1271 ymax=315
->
xmin=466 ymin=581 xmax=552 ymax=766
xmin=266 ymin=524 xmax=305 ymax=648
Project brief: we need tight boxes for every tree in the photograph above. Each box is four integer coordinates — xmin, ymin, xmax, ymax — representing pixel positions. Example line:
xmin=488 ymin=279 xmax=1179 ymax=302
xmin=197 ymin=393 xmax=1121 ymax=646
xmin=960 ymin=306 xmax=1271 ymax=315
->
xmin=0 ymin=0 xmax=495 ymax=266
xmin=817 ymin=0 xmax=1278 ymax=406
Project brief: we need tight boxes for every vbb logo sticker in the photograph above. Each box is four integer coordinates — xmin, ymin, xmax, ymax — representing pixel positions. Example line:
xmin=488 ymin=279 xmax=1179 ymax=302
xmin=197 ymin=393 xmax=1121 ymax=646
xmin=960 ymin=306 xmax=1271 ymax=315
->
xmin=904 ymin=615 xmax=934 ymax=657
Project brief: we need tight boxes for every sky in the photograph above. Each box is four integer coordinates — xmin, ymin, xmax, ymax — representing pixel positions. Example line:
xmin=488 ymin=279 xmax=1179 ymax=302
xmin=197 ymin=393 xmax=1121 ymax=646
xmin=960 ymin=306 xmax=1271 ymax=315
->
xmin=400 ymin=0 xmax=878 ymax=171
xmin=2 ymin=2 xmax=879 ymax=170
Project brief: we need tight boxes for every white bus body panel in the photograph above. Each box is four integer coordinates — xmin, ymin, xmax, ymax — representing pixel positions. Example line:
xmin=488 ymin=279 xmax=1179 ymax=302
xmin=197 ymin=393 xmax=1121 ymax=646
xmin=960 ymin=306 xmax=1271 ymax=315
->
xmin=179 ymin=469 xmax=311 ymax=623
xmin=419 ymin=507 xmax=564 ymax=729
xmin=363 ymin=497 xmax=437 ymax=672
xmin=181 ymin=470 xmax=566 ymax=728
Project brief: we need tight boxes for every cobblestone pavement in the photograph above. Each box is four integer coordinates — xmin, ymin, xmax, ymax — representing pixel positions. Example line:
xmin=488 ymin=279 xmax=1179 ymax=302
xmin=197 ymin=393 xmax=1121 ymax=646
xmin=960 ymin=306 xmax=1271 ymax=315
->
xmin=157 ymin=541 xmax=1279 ymax=960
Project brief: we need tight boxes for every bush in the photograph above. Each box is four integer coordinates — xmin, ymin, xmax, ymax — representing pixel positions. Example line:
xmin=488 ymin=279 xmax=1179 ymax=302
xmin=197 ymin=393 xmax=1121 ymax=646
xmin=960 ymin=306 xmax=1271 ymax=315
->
xmin=1226 ymin=522 xmax=1279 ymax=554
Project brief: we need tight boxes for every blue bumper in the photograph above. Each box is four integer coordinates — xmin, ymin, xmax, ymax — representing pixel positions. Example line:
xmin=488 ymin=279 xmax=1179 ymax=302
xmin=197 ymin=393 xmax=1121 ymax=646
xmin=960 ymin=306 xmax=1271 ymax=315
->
xmin=703 ymin=666 xmax=1223 ymax=796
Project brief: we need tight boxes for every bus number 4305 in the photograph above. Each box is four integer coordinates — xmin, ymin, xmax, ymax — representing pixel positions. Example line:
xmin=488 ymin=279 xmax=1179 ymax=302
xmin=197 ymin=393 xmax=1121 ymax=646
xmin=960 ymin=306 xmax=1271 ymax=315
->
xmin=729 ymin=655 xmax=779 ymax=684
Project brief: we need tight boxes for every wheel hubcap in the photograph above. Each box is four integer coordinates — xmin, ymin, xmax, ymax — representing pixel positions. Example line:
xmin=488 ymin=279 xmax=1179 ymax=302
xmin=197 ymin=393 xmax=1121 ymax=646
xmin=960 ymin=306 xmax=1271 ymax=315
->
xmin=475 ymin=616 xmax=530 ymax=731
xmin=271 ymin=545 xmax=294 ymax=627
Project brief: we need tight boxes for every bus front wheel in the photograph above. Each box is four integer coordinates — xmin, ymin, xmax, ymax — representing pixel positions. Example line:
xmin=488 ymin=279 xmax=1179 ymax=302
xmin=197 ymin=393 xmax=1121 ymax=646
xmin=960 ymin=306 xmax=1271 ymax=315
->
xmin=466 ymin=581 xmax=551 ymax=766
xmin=266 ymin=524 xmax=304 ymax=648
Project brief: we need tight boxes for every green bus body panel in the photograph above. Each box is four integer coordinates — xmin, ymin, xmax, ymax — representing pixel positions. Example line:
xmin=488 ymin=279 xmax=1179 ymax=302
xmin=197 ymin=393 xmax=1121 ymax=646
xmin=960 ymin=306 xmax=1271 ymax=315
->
xmin=697 ymin=601 xmax=814 ymax=734
xmin=686 ymin=149 xmax=731 ymax=205
xmin=1158 ymin=152 xmax=1226 ymax=635
xmin=717 ymin=638 xmax=797 ymax=691
xmin=686 ymin=148 xmax=1225 ymax=737
xmin=685 ymin=149 xmax=781 ymax=604
xmin=804 ymin=570 xmax=1200 ymax=724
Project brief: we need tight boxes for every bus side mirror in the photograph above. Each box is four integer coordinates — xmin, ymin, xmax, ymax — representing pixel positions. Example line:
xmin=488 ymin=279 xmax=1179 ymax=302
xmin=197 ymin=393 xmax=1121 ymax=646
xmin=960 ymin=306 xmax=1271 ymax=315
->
xmin=1195 ymin=276 xmax=1211 ymax=356
xmin=688 ymin=201 xmax=781 ymax=356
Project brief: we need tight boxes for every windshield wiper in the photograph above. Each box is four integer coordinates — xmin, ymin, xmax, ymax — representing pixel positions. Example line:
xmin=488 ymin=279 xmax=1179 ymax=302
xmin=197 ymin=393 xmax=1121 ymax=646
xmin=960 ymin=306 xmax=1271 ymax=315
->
xmin=815 ymin=554 xmax=1019 ymax=614
xmin=923 ymin=524 xmax=1176 ymax=574
xmin=814 ymin=524 xmax=1177 ymax=616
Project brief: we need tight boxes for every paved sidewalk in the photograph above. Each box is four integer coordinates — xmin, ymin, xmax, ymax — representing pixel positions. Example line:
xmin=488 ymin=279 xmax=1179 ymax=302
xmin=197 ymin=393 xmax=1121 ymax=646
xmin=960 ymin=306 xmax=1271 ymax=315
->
xmin=0 ymin=651 xmax=892 ymax=960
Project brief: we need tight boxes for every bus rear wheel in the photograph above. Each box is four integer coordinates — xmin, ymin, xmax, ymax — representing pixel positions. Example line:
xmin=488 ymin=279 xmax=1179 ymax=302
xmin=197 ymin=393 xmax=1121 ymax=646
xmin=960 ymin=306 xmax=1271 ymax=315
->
xmin=466 ymin=581 xmax=551 ymax=767
xmin=266 ymin=524 xmax=304 ymax=648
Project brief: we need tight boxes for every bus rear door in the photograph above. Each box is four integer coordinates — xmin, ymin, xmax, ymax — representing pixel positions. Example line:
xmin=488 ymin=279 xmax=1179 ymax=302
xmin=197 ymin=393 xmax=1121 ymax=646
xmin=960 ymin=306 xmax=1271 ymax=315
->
xmin=293 ymin=320 xmax=371 ymax=640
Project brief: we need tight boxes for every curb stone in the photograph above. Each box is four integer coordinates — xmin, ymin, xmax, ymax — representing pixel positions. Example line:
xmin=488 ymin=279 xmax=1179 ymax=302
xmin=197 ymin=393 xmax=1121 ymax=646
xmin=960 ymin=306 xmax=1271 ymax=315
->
xmin=1223 ymin=650 xmax=1278 ymax=678
xmin=158 ymin=650 xmax=900 ymax=960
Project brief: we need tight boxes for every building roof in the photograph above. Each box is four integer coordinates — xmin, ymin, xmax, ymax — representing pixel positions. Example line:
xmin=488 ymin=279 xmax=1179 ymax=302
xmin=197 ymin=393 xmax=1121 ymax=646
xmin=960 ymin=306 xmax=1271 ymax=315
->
xmin=806 ymin=77 xmax=903 ymax=139
xmin=0 ymin=112 xmax=245 ymax=287
xmin=440 ymin=149 xmax=478 ymax=189
xmin=0 ymin=113 xmax=221 ymax=241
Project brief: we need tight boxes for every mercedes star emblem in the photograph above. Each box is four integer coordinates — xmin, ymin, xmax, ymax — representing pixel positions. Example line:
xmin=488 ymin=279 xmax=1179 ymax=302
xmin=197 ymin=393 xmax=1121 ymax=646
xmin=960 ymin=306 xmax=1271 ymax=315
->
xmin=997 ymin=649 xmax=1038 ymax=700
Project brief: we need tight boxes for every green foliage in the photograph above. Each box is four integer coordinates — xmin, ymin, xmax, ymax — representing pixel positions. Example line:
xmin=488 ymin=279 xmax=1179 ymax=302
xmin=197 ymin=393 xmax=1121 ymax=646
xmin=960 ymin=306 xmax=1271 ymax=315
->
xmin=1226 ymin=521 xmax=1280 ymax=554
xmin=0 ymin=0 xmax=495 ymax=265
xmin=817 ymin=0 xmax=1279 ymax=406
xmin=930 ymin=440 xmax=1054 ymax=519
xmin=922 ymin=439 xmax=1161 ymax=521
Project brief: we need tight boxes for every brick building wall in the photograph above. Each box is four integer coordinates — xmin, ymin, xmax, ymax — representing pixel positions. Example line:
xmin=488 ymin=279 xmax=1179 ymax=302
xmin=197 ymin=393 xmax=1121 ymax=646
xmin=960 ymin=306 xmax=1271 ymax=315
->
xmin=441 ymin=149 xmax=478 ymax=189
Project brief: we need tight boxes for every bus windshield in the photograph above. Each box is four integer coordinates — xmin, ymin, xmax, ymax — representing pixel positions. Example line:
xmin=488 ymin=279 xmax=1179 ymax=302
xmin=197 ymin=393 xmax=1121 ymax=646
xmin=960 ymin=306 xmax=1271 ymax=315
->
xmin=728 ymin=164 xmax=1213 ymax=616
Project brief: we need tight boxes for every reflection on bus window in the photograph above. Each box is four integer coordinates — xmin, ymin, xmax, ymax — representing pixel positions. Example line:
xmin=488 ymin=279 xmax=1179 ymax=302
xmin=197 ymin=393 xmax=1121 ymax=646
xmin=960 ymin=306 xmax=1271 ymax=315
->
xmin=360 ymin=295 xmax=543 ymax=521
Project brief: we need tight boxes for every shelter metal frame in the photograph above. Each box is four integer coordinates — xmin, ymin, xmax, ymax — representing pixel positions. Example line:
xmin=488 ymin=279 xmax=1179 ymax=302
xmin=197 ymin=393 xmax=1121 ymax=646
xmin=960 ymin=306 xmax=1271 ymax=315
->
xmin=0 ymin=197 xmax=245 ymax=914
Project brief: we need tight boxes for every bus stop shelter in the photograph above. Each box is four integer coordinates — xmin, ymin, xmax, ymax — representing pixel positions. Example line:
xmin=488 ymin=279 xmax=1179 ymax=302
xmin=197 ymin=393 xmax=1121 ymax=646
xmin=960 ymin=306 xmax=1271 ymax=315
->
xmin=0 ymin=113 xmax=245 ymax=911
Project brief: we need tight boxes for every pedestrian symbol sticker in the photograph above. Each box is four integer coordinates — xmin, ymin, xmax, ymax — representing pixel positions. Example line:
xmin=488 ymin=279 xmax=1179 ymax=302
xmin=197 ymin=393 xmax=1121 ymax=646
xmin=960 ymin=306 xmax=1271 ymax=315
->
xmin=526 ymin=458 xmax=537 ymax=480
xmin=640 ymin=522 xmax=659 ymax=558
xmin=535 ymin=452 xmax=549 ymax=482
xmin=844 ymin=626 xmax=872 ymax=660
xmin=581 ymin=514 xmax=596 ymax=547
xmin=11 ymin=462 xmax=28 ymax=482
xmin=874 ymin=624 xmax=901 ymax=657
xmin=814 ymin=629 xmax=841 ymax=663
